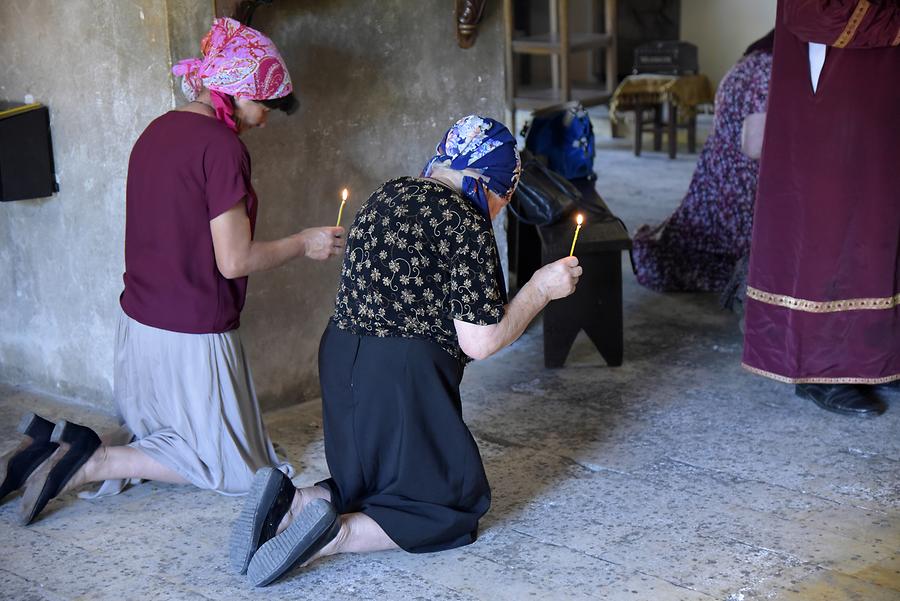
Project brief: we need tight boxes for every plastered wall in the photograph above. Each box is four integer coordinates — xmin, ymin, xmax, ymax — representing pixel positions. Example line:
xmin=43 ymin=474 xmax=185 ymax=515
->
xmin=0 ymin=0 xmax=507 ymax=411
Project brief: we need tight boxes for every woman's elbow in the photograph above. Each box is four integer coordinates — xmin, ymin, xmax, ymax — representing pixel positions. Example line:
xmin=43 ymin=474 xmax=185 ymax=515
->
xmin=465 ymin=348 xmax=491 ymax=361
xmin=455 ymin=320 xmax=501 ymax=361
xmin=458 ymin=338 xmax=495 ymax=361
xmin=217 ymin=257 xmax=247 ymax=279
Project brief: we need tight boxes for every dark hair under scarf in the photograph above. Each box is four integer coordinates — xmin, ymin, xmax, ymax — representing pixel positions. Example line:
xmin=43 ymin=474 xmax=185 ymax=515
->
xmin=422 ymin=115 xmax=521 ymax=219
xmin=744 ymin=29 xmax=775 ymax=56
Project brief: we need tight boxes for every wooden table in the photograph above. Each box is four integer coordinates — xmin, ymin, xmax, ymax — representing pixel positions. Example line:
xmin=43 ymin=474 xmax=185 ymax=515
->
xmin=609 ymin=73 xmax=714 ymax=159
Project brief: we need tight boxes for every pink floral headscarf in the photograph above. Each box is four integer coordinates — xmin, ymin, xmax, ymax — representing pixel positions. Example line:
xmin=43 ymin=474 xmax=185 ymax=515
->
xmin=172 ymin=17 xmax=292 ymax=132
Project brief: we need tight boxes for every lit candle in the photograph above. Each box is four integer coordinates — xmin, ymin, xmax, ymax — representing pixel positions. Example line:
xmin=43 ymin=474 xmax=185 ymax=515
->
xmin=336 ymin=188 xmax=349 ymax=227
xmin=569 ymin=213 xmax=584 ymax=257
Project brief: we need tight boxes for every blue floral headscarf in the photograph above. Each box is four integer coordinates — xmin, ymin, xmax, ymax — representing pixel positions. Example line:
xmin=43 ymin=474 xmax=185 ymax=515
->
xmin=422 ymin=115 xmax=521 ymax=219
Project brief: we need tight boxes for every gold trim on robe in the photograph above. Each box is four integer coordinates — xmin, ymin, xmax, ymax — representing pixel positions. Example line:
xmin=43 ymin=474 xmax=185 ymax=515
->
xmin=892 ymin=26 xmax=900 ymax=46
xmin=746 ymin=285 xmax=900 ymax=313
xmin=834 ymin=0 xmax=871 ymax=48
xmin=742 ymin=363 xmax=900 ymax=385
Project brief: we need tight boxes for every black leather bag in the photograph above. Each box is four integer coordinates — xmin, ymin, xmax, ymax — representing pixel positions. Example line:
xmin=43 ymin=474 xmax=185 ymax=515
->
xmin=510 ymin=151 xmax=581 ymax=226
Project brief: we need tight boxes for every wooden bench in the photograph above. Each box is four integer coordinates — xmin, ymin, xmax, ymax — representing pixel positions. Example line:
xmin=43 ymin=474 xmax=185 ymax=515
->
xmin=510 ymin=177 xmax=632 ymax=368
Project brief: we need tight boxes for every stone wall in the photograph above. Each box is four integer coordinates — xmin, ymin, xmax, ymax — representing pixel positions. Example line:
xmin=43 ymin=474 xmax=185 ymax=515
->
xmin=0 ymin=0 xmax=507 ymax=411
xmin=0 ymin=1 xmax=177 ymax=406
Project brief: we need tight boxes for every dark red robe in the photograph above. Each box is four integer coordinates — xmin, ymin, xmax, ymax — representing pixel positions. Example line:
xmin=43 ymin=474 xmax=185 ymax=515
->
xmin=743 ymin=0 xmax=900 ymax=384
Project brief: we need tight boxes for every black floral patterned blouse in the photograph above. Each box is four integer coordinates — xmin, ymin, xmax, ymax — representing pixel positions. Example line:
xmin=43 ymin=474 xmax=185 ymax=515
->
xmin=332 ymin=176 xmax=508 ymax=363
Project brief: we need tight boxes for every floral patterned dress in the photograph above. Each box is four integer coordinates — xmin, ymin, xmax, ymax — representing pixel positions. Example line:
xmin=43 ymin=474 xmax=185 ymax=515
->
xmin=632 ymin=50 xmax=773 ymax=292
xmin=332 ymin=176 xmax=507 ymax=363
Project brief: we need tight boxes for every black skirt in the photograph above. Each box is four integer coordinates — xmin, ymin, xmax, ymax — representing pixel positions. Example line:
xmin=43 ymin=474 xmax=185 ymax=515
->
xmin=316 ymin=324 xmax=491 ymax=553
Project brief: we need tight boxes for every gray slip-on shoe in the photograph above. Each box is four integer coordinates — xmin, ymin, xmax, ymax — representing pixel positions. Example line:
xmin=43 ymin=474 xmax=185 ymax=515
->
xmin=229 ymin=467 xmax=296 ymax=574
xmin=246 ymin=498 xmax=340 ymax=587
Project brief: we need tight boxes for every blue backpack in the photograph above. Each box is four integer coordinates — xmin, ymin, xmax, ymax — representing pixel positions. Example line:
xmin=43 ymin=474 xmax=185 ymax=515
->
xmin=523 ymin=101 xmax=595 ymax=180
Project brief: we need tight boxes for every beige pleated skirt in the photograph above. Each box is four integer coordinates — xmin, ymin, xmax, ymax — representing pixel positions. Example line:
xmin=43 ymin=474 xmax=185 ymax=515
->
xmin=85 ymin=308 xmax=293 ymax=498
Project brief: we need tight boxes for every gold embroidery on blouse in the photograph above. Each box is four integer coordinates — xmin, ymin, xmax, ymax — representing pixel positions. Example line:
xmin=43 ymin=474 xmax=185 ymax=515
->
xmin=746 ymin=285 xmax=900 ymax=313
xmin=742 ymin=363 xmax=900 ymax=385
xmin=833 ymin=0 xmax=871 ymax=48
xmin=892 ymin=26 xmax=900 ymax=46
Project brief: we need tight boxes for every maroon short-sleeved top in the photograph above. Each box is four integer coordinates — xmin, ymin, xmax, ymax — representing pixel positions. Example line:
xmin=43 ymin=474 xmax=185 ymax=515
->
xmin=120 ymin=111 xmax=258 ymax=333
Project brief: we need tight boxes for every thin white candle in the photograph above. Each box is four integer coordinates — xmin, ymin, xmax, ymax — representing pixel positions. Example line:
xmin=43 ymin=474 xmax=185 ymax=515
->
xmin=336 ymin=188 xmax=349 ymax=227
xmin=569 ymin=213 xmax=584 ymax=257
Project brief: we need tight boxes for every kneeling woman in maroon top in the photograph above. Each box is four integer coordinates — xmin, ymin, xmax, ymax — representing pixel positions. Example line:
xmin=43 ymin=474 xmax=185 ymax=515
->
xmin=7 ymin=18 xmax=344 ymax=525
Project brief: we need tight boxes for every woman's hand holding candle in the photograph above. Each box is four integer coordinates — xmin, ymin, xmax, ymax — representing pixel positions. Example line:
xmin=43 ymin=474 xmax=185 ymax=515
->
xmin=298 ymin=226 xmax=345 ymax=260
xmin=532 ymin=256 xmax=582 ymax=301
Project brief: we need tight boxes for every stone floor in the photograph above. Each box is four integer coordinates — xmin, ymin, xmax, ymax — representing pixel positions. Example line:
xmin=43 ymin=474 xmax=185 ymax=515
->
xmin=1 ymin=135 xmax=898 ymax=601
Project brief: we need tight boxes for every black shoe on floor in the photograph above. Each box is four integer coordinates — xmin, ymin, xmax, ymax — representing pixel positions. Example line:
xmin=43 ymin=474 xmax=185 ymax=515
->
xmin=795 ymin=384 xmax=886 ymax=417
xmin=19 ymin=420 xmax=101 ymax=525
xmin=246 ymin=498 xmax=340 ymax=587
xmin=0 ymin=413 xmax=60 ymax=503
xmin=229 ymin=467 xmax=297 ymax=575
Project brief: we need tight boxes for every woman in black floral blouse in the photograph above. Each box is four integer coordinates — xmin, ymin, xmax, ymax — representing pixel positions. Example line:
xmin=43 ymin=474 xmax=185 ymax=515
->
xmin=231 ymin=116 xmax=582 ymax=587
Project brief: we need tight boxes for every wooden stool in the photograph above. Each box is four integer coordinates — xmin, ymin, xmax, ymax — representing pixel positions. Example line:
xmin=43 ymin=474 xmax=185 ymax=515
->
xmin=633 ymin=100 xmax=697 ymax=159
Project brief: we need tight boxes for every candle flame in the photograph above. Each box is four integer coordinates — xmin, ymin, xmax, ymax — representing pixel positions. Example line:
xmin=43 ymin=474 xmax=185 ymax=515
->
xmin=576 ymin=213 xmax=584 ymax=225
xmin=341 ymin=188 xmax=349 ymax=202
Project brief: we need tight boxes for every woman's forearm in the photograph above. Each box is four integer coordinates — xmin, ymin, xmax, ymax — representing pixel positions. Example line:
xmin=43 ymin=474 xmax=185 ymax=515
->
xmin=211 ymin=204 xmax=346 ymax=278
xmin=211 ymin=202 xmax=307 ymax=279
xmin=234 ymin=234 xmax=306 ymax=277
xmin=493 ymin=279 xmax=550 ymax=350
xmin=454 ymin=256 xmax=581 ymax=361
xmin=459 ymin=279 xmax=549 ymax=360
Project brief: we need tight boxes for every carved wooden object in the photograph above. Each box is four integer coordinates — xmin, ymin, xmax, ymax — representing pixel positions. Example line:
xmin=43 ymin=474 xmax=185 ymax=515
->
xmin=456 ymin=0 xmax=487 ymax=48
